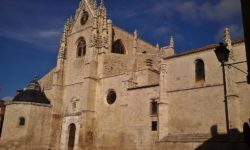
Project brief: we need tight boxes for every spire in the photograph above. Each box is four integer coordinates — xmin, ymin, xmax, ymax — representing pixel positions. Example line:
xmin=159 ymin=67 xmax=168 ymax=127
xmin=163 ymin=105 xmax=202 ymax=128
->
xmin=100 ymin=0 xmax=104 ymax=7
xmin=89 ymin=0 xmax=97 ymax=8
xmin=156 ymin=43 xmax=160 ymax=49
xmin=161 ymin=36 xmax=175 ymax=57
xmin=169 ymin=36 xmax=174 ymax=48
xmin=97 ymin=0 xmax=107 ymax=19
xmin=133 ymin=29 xmax=138 ymax=55
xmin=79 ymin=0 xmax=83 ymax=7
xmin=224 ymin=27 xmax=232 ymax=48
xmin=27 ymin=75 xmax=40 ymax=91
xmin=33 ymin=73 xmax=38 ymax=81
xmin=134 ymin=29 xmax=138 ymax=39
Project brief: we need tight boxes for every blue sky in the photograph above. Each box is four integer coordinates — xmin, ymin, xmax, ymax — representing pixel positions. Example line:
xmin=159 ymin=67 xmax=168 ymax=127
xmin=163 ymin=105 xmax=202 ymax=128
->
xmin=0 ymin=0 xmax=244 ymax=99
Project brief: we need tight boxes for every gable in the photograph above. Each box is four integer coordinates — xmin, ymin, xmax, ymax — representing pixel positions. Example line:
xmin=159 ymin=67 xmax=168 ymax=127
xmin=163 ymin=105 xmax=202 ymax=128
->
xmin=71 ymin=0 xmax=95 ymax=33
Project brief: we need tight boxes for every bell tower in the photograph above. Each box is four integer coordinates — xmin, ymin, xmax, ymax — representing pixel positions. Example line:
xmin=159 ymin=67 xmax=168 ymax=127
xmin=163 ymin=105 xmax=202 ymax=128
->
xmin=59 ymin=0 xmax=114 ymax=149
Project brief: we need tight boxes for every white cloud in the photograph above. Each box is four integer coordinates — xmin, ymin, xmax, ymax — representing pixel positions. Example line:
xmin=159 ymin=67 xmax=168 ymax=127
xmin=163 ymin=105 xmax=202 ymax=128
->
xmin=2 ymin=96 xmax=13 ymax=101
xmin=177 ymin=1 xmax=200 ymax=21
xmin=200 ymin=0 xmax=241 ymax=21
xmin=0 ymin=28 xmax=61 ymax=50
xmin=150 ymin=0 xmax=241 ymax=23
xmin=155 ymin=26 xmax=171 ymax=35
xmin=38 ymin=30 xmax=60 ymax=38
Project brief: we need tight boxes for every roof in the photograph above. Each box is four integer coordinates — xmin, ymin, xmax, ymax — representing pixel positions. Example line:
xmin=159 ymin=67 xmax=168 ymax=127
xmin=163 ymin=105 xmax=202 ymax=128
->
xmin=164 ymin=39 xmax=245 ymax=60
xmin=12 ymin=79 xmax=50 ymax=104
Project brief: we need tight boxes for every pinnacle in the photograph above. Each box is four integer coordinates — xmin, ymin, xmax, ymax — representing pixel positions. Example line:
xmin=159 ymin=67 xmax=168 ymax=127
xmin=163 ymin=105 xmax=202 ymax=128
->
xmin=224 ymin=27 xmax=231 ymax=40
xmin=98 ymin=0 xmax=105 ymax=8
xmin=100 ymin=0 xmax=104 ymax=6
xmin=134 ymin=29 xmax=138 ymax=38
xmin=169 ymin=36 xmax=174 ymax=48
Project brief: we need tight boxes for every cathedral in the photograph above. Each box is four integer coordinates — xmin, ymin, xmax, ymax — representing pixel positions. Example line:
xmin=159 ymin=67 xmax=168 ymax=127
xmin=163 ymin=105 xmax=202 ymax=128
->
xmin=0 ymin=0 xmax=249 ymax=150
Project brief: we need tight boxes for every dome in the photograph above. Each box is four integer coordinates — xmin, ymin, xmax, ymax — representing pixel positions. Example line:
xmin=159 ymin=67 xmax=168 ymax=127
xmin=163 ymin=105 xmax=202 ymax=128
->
xmin=13 ymin=79 xmax=50 ymax=104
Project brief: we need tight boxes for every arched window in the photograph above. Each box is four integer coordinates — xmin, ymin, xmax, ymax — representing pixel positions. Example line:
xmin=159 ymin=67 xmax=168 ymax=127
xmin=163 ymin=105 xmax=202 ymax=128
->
xmin=77 ymin=37 xmax=86 ymax=57
xmin=68 ymin=123 xmax=76 ymax=150
xmin=195 ymin=59 xmax=205 ymax=82
xmin=19 ymin=117 xmax=25 ymax=126
xmin=151 ymin=100 xmax=158 ymax=115
xmin=112 ymin=39 xmax=126 ymax=54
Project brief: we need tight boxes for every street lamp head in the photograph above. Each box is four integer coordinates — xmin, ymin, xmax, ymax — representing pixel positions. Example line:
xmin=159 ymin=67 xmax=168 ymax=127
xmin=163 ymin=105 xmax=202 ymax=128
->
xmin=214 ymin=43 xmax=230 ymax=63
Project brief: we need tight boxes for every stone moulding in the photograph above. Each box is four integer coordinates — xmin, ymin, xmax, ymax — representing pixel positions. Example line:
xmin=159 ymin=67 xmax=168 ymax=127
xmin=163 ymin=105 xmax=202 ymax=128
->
xmin=127 ymin=84 xmax=159 ymax=91
xmin=158 ymin=133 xmax=244 ymax=143
xmin=5 ymin=101 xmax=52 ymax=108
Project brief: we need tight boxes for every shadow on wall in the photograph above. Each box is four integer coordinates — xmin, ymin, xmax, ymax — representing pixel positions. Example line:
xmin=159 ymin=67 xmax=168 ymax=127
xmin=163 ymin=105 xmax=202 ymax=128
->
xmin=195 ymin=124 xmax=250 ymax=150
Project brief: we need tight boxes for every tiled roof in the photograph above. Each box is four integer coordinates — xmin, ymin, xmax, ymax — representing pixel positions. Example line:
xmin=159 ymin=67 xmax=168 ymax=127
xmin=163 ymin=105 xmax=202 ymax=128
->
xmin=13 ymin=79 xmax=50 ymax=104
xmin=164 ymin=39 xmax=245 ymax=60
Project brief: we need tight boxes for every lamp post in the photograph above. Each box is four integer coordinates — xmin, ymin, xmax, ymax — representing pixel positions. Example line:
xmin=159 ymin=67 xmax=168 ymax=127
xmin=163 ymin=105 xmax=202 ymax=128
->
xmin=214 ymin=43 xmax=230 ymax=134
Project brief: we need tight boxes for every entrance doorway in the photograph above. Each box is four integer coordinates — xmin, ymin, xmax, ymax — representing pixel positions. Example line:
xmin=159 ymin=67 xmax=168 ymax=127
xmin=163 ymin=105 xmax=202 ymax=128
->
xmin=68 ymin=123 xmax=76 ymax=150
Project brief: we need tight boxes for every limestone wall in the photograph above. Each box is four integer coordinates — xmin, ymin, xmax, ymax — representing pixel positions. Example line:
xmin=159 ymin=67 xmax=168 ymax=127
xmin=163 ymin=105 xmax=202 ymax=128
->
xmin=103 ymin=54 xmax=133 ymax=77
xmin=113 ymin=26 xmax=158 ymax=55
xmin=0 ymin=102 xmax=52 ymax=150
xmin=158 ymin=42 xmax=250 ymax=149
xmin=95 ymin=74 xmax=159 ymax=150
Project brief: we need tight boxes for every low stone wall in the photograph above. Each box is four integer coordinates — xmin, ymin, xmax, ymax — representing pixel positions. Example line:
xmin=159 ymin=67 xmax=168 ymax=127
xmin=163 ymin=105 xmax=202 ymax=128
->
xmin=155 ymin=133 xmax=249 ymax=150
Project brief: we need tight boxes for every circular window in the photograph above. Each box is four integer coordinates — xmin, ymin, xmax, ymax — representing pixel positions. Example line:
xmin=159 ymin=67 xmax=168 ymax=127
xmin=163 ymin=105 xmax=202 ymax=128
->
xmin=81 ymin=11 xmax=89 ymax=25
xmin=107 ymin=90 xmax=117 ymax=104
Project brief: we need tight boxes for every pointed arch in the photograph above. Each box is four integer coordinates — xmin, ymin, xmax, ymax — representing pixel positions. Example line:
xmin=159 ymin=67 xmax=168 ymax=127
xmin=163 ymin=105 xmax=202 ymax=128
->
xmin=68 ymin=123 xmax=76 ymax=150
xmin=195 ymin=59 xmax=205 ymax=82
xmin=76 ymin=37 xmax=86 ymax=57
xmin=112 ymin=39 xmax=126 ymax=54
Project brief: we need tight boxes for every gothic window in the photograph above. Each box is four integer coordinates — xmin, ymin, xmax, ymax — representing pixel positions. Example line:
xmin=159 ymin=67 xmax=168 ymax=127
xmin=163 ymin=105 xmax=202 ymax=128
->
xmin=19 ymin=117 xmax=25 ymax=126
xmin=112 ymin=39 xmax=126 ymax=54
xmin=77 ymin=37 xmax=86 ymax=57
xmin=195 ymin=59 xmax=205 ymax=82
xmin=68 ymin=123 xmax=76 ymax=150
xmin=151 ymin=100 xmax=158 ymax=116
xmin=152 ymin=121 xmax=157 ymax=131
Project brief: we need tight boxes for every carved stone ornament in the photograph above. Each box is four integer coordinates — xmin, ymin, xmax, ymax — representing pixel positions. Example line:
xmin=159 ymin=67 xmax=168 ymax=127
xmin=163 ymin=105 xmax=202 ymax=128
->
xmin=160 ymin=65 xmax=168 ymax=74
xmin=89 ymin=34 xmax=103 ymax=48
xmin=88 ymin=0 xmax=97 ymax=9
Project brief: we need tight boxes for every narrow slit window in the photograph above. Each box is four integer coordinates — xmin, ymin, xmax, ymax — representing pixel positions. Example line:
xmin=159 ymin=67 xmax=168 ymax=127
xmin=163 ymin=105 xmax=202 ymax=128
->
xmin=152 ymin=121 xmax=157 ymax=131
xmin=151 ymin=100 xmax=158 ymax=115
xmin=195 ymin=59 xmax=205 ymax=82
xmin=19 ymin=117 xmax=25 ymax=126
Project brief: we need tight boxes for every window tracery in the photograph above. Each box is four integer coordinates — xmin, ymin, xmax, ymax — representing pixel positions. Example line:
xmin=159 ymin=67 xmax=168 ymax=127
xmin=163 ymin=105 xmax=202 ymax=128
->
xmin=77 ymin=37 xmax=86 ymax=57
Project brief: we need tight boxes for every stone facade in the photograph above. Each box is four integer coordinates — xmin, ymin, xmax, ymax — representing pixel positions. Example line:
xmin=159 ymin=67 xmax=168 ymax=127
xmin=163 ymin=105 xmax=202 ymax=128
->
xmin=0 ymin=102 xmax=52 ymax=150
xmin=0 ymin=0 xmax=249 ymax=150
